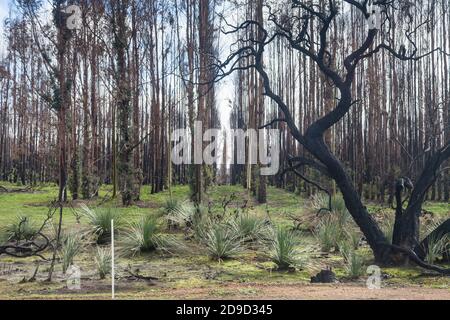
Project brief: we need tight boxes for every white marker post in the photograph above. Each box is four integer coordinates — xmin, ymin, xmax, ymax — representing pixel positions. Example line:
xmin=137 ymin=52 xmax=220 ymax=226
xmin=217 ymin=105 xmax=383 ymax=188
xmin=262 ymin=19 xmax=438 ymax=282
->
xmin=111 ymin=219 xmax=115 ymax=299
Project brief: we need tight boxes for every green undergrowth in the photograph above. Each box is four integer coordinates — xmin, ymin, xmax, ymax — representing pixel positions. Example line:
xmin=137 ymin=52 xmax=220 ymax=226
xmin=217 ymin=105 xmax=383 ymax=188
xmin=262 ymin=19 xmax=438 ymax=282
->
xmin=0 ymin=182 xmax=448 ymax=299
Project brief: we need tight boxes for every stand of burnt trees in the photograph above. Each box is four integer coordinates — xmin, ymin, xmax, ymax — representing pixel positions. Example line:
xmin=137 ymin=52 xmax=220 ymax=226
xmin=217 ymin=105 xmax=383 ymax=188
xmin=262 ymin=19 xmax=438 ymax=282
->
xmin=229 ymin=0 xmax=449 ymax=204
xmin=0 ymin=0 xmax=447 ymax=211
xmin=0 ymin=0 xmax=222 ymax=205
xmin=219 ymin=0 xmax=449 ymax=271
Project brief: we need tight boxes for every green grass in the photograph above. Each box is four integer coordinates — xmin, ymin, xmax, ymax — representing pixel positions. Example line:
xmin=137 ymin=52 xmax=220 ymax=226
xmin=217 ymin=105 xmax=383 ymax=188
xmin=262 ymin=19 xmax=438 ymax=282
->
xmin=422 ymin=202 xmax=450 ymax=217
xmin=94 ymin=246 xmax=112 ymax=279
xmin=266 ymin=227 xmax=304 ymax=270
xmin=0 ymin=182 xmax=449 ymax=299
xmin=0 ymin=184 xmax=187 ymax=229
xmin=201 ymin=223 xmax=243 ymax=261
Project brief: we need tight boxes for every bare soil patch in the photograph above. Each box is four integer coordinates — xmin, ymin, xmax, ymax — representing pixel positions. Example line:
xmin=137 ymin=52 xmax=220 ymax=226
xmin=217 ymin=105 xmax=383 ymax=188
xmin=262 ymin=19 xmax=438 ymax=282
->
xmin=163 ymin=282 xmax=450 ymax=300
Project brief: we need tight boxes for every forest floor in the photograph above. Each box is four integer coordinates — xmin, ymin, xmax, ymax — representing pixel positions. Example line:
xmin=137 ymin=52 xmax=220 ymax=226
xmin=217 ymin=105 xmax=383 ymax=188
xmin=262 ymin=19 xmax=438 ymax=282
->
xmin=0 ymin=183 xmax=449 ymax=300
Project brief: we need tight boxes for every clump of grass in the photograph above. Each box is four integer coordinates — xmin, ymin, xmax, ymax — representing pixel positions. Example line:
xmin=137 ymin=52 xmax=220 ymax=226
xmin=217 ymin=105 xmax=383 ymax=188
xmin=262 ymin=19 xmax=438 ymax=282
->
xmin=60 ymin=233 xmax=83 ymax=274
xmin=232 ymin=213 xmax=269 ymax=243
xmin=201 ymin=223 xmax=242 ymax=261
xmin=421 ymin=217 xmax=446 ymax=241
xmin=163 ymin=199 xmax=195 ymax=229
xmin=94 ymin=246 xmax=111 ymax=279
xmin=331 ymin=196 xmax=350 ymax=225
xmin=5 ymin=215 xmax=38 ymax=241
xmin=79 ymin=204 xmax=122 ymax=244
xmin=380 ymin=214 xmax=395 ymax=244
xmin=312 ymin=194 xmax=354 ymax=252
xmin=420 ymin=218 xmax=450 ymax=264
xmin=425 ymin=235 xmax=449 ymax=264
xmin=119 ymin=215 xmax=178 ymax=257
xmin=338 ymin=239 xmax=351 ymax=259
xmin=314 ymin=216 xmax=344 ymax=252
xmin=344 ymin=251 xmax=365 ymax=278
xmin=162 ymin=198 xmax=181 ymax=215
xmin=266 ymin=227 xmax=303 ymax=270
xmin=191 ymin=205 xmax=213 ymax=239
xmin=345 ymin=229 xmax=361 ymax=250
xmin=311 ymin=193 xmax=350 ymax=224
xmin=0 ymin=230 xmax=7 ymax=244
xmin=311 ymin=193 xmax=329 ymax=212
xmin=340 ymin=241 xmax=365 ymax=278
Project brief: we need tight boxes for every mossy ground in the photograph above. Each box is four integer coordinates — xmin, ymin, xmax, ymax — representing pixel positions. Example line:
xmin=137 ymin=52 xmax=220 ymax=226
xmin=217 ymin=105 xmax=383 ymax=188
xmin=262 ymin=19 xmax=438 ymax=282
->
xmin=0 ymin=183 xmax=448 ymax=299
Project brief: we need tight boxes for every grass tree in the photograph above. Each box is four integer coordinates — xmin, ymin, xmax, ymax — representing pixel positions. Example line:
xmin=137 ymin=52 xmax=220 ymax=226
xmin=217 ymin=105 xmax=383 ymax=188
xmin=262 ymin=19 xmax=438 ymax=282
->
xmin=266 ymin=227 xmax=303 ymax=271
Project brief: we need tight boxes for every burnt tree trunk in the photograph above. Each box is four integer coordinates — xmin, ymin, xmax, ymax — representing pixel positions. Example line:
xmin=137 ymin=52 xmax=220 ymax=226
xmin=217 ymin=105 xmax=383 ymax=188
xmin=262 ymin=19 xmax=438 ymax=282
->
xmin=112 ymin=0 xmax=133 ymax=206
xmin=393 ymin=145 xmax=450 ymax=260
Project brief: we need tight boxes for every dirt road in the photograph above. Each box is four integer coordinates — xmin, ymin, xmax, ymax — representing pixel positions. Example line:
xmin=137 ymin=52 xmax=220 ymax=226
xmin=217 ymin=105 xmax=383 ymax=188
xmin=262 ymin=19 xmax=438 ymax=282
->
xmin=163 ymin=283 xmax=450 ymax=300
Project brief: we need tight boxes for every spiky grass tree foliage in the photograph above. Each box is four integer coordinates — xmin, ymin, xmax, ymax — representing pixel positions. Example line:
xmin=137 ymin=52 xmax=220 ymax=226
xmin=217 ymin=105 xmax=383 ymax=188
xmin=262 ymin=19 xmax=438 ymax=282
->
xmin=340 ymin=242 xmax=365 ymax=279
xmin=345 ymin=229 xmax=362 ymax=250
xmin=163 ymin=199 xmax=195 ymax=229
xmin=311 ymin=194 xmax=352 ymax=252
xmin=380 ymin=214 xmax=395 ymax=244
xmin=191 ymin=204 xmax=214 ymax=239
xmin=61 ymin=233 xmax=83 ymax=273
xmin=230 ymin=213 xmax=270 ymax=244
xmin=0 ymin=229 xmax=7 ymax=244
xmin=202 ymin=223 xmax=243 ymax=261
xmin=311 ymin=193 xmax=350 ymax=221
xmin=330 ymin=196 xmax=350 ymax=225
xmin=266 ymin=227 xmax=303 ymax=270
xmin=424 ymin=235 xmax=449 ymax=264
xmin=94 ymin=246 xmax=112 ymax=279
xmin=4 ymin=215 xmax=39 ymax=242
xmin=314 ymin=216 xmax=345 ymax=252
xmin=79 ymin=204 xmax=122 ymax=244
xmin=162 ymin=198 xmax=181 ymax=215
xmin=420 ymin=218 xmax=450 ymax=263
xmin=119 ymin=215 xmax=179 ymax=257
